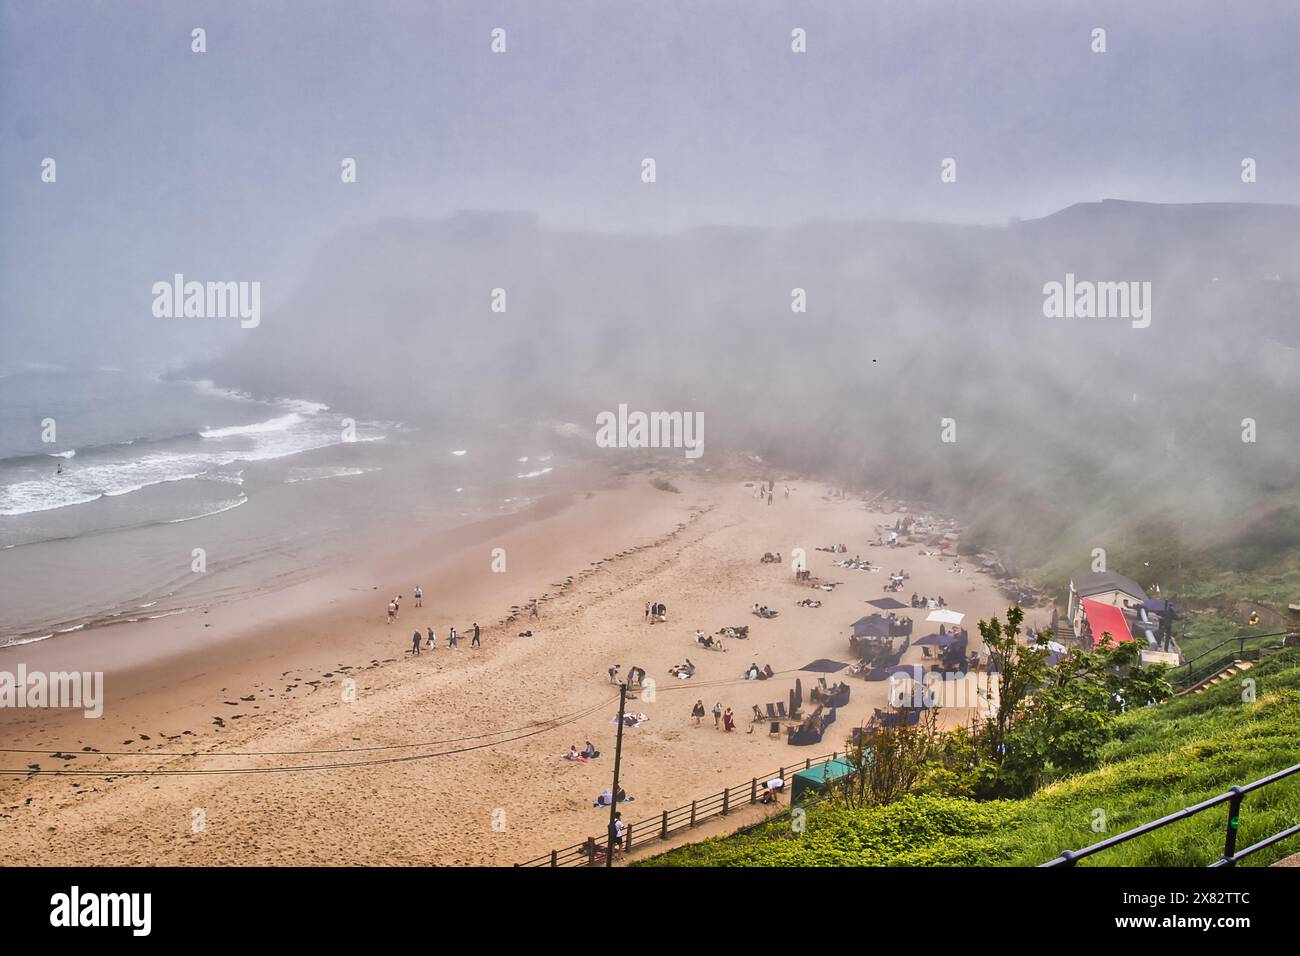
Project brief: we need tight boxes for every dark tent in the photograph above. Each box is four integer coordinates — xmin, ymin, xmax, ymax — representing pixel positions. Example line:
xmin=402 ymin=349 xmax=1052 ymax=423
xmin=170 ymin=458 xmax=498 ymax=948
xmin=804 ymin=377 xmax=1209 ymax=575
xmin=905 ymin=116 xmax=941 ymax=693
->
xmin=799 ymin=659 xmax=849 ymax=673
xmin=851 ymin=615 xmax=893 ymax=638
xmin=868 ymin=597 xmax=908 ymax=610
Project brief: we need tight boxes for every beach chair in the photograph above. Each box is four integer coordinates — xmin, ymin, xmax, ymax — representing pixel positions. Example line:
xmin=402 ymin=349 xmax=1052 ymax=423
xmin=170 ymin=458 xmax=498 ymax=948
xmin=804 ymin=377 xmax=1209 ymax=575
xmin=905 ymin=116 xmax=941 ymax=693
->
xmin=776 ymin=701 xmax=788 ymax=719
xmin=817 ymin=676 xmax=829 ymax=691
xmin=765 ymin=703 xmax=778 ymax=720
xmin=768 ymin=721 xmax=781 ymax=738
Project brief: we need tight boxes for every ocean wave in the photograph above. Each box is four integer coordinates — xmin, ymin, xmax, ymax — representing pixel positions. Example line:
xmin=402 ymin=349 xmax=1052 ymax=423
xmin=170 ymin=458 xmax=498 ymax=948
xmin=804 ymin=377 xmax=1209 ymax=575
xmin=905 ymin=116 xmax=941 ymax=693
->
xmin=199 ymin=413 xmax=304 ymax=439
xmin=47 ymin=450 xmax=76 ymax=459
xmin=183 ymin=378 xmax=257 ymax=403
xmin=163 ymin=493 xmax=249 ymax=523
xmin=515 ymin=466 xmax=554 ymax=479
xmin=451 ymin=449 xmax=468 ymax=456
xmin=1 ymin=633 xmax=54 ymax=648
xmin=283 ymin=466 xmax=380 ymax=484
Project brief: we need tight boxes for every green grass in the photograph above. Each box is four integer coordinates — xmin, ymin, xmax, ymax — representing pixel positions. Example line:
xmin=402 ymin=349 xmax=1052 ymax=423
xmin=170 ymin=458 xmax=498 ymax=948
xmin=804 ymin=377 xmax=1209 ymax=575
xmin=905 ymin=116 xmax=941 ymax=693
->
xmin=638 ymin=648 xmax=1300 ymax=867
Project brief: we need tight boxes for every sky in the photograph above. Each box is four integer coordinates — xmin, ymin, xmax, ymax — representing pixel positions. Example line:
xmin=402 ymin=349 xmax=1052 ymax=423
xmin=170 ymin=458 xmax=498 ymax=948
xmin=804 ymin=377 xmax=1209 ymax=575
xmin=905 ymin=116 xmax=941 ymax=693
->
xmin=1 ymin=0 xmax=1297 ymax=367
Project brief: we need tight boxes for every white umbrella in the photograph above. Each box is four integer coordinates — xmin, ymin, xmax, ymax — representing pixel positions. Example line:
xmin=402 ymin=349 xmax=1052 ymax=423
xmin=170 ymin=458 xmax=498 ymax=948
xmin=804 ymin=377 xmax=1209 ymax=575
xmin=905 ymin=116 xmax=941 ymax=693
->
xmin=926 ymin=609 xmax=965 ymax=625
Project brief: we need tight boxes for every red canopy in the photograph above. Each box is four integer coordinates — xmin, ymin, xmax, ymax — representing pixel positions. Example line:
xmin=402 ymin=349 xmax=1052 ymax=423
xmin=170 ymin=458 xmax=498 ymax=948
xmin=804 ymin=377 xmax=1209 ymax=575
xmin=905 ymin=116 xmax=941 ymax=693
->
xmin=1081 ymin=598 xmax=1134 ymax=646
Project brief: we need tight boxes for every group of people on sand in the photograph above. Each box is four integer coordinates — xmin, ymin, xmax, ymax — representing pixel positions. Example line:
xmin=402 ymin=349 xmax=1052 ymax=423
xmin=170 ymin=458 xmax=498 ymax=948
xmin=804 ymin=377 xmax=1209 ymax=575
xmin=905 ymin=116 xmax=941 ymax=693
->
xmin=394 ymin=588 xmax=481 ymax=655
xmin=644 ymin=601 xmax=667 ymax=623
xmin=409 ymin=622 xmax=481 ymax=654
xmin=563 ymin=741 xmax=601 ymax=762
xmin=910 ymin=593 xmax=947 ymax=609
xmin=608 ymin=663 xmax=649 ymax=687
xmin=691 ymin=699 xmax=736 ymax=731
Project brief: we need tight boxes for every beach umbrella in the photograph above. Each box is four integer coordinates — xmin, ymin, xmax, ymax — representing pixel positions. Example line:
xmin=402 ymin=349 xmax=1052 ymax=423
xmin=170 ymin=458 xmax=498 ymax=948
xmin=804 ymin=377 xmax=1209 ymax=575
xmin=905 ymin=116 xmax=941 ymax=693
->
xmin=868 ymin=597 xmax=909 ymax=610
xmin=915 ymin=632 xmax=960 ymax=648
xmin=926 ymin=609 xmax=965 ymax=626
xmin=799 ymin=659 xmax=849 ymax=673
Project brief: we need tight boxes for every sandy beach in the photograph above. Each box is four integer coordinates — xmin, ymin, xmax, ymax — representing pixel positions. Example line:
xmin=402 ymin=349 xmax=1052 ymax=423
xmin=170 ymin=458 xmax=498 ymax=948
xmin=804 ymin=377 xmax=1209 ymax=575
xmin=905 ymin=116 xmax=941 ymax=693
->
xmin=0 ymin=473 xmax=1028 ymax=865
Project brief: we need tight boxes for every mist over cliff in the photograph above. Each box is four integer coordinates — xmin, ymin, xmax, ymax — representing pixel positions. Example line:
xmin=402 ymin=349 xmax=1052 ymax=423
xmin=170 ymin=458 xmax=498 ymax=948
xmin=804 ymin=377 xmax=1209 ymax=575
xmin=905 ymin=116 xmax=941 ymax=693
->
xmin=191 ymin=199 xmax=1300 ymax=571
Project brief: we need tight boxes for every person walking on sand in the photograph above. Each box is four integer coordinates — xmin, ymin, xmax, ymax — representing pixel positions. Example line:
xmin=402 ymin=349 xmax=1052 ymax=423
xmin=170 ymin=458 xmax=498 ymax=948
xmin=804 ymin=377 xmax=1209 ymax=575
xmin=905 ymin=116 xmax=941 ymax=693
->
xmin=448 ymin=625 xmax=458 ymax=648
xmin=712 ymin=701 xmax=722 ymax=728
xmin=608 ymin=664 xmax=620 ymax=684
xmin=644 ymin=601 xmax=650 ymax=622
xmin=471 ymin=622 xmax=481 ymax=647
xmin=414 ymin=586 xmax=423 ymax=608
xmin=426 ymin=626 xmax=436 ymax=649
xmin=723 ymin=707 xmax=736 ymax=732
xmin=691 ymin=700 xmax=706 ymax=725
xmin=530 ymin=599 xmax=540 ymax=620
xmin=410 ymin=630 xmax=421 ymax=656
xmin=387 ymin=600 xmax=397 ymax=624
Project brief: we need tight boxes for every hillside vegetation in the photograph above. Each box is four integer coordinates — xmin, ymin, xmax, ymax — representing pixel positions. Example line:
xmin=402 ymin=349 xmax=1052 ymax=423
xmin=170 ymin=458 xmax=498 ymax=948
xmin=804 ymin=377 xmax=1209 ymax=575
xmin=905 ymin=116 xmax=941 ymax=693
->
xmin=639 ymin=648 xmax=1300 ymax=866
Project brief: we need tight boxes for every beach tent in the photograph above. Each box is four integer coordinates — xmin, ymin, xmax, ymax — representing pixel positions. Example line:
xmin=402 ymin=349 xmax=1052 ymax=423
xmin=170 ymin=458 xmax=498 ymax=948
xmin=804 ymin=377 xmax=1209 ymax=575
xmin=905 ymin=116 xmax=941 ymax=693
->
xmin=799 ymin=658 xmax=849 ymax=674
xmin=790 ymin=758 xmax=856 ymax=803
xmin=851 ymin=614 xmax=893 ymax=638
xmin=926 ymin=609 xmax=965 ymax=626
xmin=868 ymin=597 xmax=908 ymax=610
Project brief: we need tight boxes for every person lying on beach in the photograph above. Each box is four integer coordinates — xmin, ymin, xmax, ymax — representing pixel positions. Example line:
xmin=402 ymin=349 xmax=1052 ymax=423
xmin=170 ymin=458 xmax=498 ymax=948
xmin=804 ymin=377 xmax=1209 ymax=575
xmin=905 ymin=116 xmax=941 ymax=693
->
xmin=564 ymin=746 xmax=589 ymax=762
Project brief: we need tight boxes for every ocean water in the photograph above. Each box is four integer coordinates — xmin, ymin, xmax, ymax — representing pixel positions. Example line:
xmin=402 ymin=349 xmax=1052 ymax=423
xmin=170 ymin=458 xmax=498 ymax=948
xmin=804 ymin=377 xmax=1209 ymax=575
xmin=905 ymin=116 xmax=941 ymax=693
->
xmin=0 ymin=368 xmax=575 ymax=646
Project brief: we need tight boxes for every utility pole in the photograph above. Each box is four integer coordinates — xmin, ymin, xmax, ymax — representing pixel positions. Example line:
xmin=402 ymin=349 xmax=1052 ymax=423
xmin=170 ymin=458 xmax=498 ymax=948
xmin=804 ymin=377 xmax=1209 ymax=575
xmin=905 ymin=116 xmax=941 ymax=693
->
xmin=605 ymin=681 xmax=628 ymax=868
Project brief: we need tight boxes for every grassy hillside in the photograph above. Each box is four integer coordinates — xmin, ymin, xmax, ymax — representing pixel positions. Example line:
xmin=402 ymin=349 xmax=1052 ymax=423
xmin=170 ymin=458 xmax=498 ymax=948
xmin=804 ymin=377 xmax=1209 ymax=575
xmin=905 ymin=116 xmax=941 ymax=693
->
xmin=639 ymin=648 xmax=1300 ymax=867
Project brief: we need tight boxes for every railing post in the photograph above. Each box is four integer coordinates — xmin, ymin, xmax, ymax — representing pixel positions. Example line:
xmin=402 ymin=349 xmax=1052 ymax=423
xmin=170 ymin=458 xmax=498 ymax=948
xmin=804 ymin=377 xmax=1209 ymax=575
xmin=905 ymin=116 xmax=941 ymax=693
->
xmin=661 ymin=810 xmax=669 ymax=839
xmin=722 ymin=788 xmax=730 ymax=815
xmin=805 ymin=758 xmax=811 ymax=769
xmin=550 ymin=849 xmax=558 ymax=867
xmin=626 ymin=823 xmax=634 ymax=853
xmin=690 ymin=800 xmax=697 ymax=827
xmin=586 ymin=839 xmax=596 ymax=866
xmin=1221 ymin=787 xmax=1245 ymax=865
xmin=751 ymin=778 xmax=758 ymax=804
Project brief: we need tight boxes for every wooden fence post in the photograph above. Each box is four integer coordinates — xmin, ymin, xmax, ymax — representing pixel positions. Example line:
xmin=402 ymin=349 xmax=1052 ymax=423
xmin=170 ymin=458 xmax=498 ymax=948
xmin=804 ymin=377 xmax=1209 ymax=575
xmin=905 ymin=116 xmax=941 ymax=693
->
xmin=690 ymin=800 xmax=697 ymax=827
xmin=751 ymin=778 xmax=758 ymax=804
xmin=661 ymin=810 xmax=669 ymax=839
xmin=722 ymin=787 xmax=730 ymax=815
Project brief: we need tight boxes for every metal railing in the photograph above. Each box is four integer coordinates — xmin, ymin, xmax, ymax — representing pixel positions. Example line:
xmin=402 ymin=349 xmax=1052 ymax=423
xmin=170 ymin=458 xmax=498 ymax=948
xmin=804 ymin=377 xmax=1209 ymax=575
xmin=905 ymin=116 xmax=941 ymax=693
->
xmin=1042 ymin=760 xmax=1300 ymax=867
xmin=516 ymin=751 xmax=843 ymax=867
xmin=1173 ymin=630 xmax=1291 ymax=689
